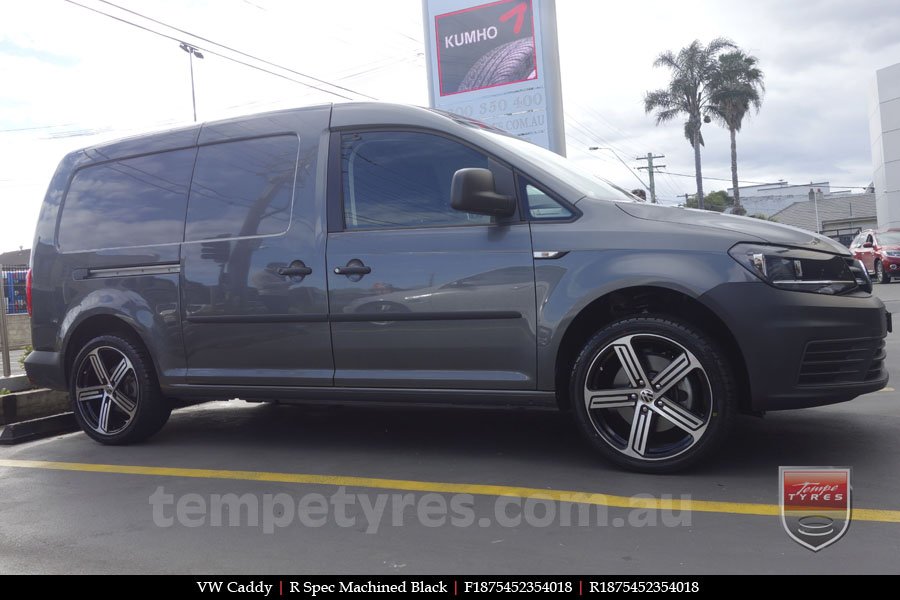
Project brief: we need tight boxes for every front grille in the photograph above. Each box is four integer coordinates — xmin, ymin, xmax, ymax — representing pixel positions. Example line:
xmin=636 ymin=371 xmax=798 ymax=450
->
xmin=798 ymin=337 xmax=886 ymax=386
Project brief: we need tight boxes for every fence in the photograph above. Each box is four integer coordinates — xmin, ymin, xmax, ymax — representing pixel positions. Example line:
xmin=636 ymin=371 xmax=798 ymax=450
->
xmin=820 ymin=227 xmax=862 ymax=248
xmin=2 ymin=266 xmax=28 ymax=315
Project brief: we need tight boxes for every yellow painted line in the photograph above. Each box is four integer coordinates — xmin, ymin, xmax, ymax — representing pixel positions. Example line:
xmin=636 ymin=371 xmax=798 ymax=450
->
xmin=878 ymin=387 xmax=895 ymax=393
xmin=1 ymin=458 xmax=899 ymax=523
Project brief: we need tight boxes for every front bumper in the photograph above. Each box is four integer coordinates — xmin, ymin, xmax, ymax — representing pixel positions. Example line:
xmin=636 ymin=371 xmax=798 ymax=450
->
xmin=880 ymin=254 xmax=900 ymax=275
xmin=701 ymin=282 xmax=889 ymax=411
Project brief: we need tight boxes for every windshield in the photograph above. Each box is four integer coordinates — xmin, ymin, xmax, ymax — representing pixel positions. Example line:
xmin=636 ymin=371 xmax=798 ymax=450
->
xmin=468 ymin=127 xmax=638 ymax=203
xmin=878 ymin=232 xmax=900 ymax=245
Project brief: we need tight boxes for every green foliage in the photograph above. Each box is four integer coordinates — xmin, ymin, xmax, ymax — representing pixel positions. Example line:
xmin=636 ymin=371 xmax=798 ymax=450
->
xmin=749 ymin=213 xmax=778 ymax=222
xmin=644 ymin=38 xmax=737 ymax=148
xmin=0 ymin=388 xmax=10 ymax=397
xmin=731 ymin=206 xmax=747 ymax=216
xmin=19 ymin=345 xmax=32 ymax=369
xmin=684 ymin=190 xmax=732 ymax=212
xmin=709 ymin=51 xmax=765 ymax=133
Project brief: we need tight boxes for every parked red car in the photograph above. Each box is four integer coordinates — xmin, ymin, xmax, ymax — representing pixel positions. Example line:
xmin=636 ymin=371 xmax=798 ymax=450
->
xmin=851 ymin=229 xmax=900 ymax=283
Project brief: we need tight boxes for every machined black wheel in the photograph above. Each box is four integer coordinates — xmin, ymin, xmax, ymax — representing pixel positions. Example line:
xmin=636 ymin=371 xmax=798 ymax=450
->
xmin=70 ymin=334 xmax=170 ymax=444
xmin=570 ymin=316 xmax=736 ymax=473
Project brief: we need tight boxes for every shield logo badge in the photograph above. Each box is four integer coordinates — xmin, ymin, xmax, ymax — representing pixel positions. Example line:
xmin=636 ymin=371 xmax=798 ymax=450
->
xmin=780 ymin=467 xmax=851 ymax=551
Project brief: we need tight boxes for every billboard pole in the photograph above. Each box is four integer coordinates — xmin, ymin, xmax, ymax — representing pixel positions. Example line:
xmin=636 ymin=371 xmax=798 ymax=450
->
xmin=538 ymin=0 xmax=565 ymax=156
xmin=422 ymin=0 xmax=436 ymax=108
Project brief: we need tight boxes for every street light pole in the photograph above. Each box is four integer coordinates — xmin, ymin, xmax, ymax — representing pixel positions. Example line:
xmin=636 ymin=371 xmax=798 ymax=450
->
xmin=179 ymin=43 xmax=204 ymax=122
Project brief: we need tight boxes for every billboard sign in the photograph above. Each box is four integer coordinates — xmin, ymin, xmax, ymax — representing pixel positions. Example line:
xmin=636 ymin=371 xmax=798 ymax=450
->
xmin=423 ymin=0 xmax=565 ymax=155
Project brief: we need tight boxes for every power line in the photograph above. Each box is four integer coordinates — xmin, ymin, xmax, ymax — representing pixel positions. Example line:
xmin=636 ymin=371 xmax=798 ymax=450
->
xmin=96 ymin=0 xmax=378 ymax=100
xmin=658 ymin=169 xmax=870 ymax=190
xmin=64 ymin=0 xmax=357 ymax=101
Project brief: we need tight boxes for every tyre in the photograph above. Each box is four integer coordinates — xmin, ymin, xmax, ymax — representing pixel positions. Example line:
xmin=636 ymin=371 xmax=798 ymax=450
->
xmin=569 ymin=316 xmax=736 ymax=473
xmin=69 ymin=334 xmax=171 ymax=444
xmin=876 ymin=260 xmax=891 ymax=284
xmin=457 ymin=38 xmax=535 ymax=93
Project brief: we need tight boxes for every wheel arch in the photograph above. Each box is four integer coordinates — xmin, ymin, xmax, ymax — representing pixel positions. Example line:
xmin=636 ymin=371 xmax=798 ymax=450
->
xmin=62 ymin=312 xmax=160 ymax=388
xmin=552 ymin=285 xmax=751 ymax=414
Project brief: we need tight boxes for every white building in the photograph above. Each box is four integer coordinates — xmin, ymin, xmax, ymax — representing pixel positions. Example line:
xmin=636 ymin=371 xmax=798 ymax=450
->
xmin=726 ymin=181 xmax=832 ymax=217
xmin=871 ymin=62 xmax=900 ymax=229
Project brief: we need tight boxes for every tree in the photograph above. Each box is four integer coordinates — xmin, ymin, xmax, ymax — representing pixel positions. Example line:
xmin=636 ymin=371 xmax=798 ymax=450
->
xmin=685 ymin=189 xmax=729 ymax=212
xmin=644 ymin=38 xmax=736 ymax=209
xmin=709 ymin=50 xmax=765 ymax=212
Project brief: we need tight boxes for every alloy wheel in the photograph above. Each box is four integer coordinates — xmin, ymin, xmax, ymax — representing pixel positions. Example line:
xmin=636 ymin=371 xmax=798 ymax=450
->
xmin=582 ymin=333 xmax=712 ymax=461
xmin=74 ymin=346 xmax=139 ymax=435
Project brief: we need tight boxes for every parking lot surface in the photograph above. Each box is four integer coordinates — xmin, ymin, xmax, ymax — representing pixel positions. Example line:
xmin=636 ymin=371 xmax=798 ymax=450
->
xmin=2 ymin=286 xmax=900 ymax=574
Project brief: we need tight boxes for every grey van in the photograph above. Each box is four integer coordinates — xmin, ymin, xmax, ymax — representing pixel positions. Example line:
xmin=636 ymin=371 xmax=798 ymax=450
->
xmin=25 ymin=103 xmax=889 ymax=472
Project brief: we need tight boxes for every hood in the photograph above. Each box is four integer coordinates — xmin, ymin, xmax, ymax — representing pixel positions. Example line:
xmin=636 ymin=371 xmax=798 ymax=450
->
xmin=615 ymin=203 xmax=850 ymax=255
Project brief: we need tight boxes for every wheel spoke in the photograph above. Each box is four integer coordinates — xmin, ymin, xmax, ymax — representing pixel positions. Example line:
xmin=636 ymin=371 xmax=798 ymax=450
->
xmin=87 ymin=350 xmax=110 ymax=386
xmin=585 ymin=388 xmax=637 ymax=410
xmin=76 ymin=386 xmax=106 ymax=403
xmin=108 ymin=358 xmax=132 ymax=391
xmin=652 ymin=397 xmax=705 ymax=433
xmin=110 ymin=390 xmax=137 ymax=416
xmin=627 ymin=407 xmax=654 ymax=456
xmin=650 ymin=352 xmax=699 ymax=396
xmin=613 ymin=339 xmax=649 ymax=387
xmin=97 ymin=396 xmax=112 ymax=434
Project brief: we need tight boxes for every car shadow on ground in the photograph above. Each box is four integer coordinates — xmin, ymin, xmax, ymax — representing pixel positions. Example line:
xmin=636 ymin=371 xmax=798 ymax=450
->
xmin=144 ymin=399 xmax=891 ymax=481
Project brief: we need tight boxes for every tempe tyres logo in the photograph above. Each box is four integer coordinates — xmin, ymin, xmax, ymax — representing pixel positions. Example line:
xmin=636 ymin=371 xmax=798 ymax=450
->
xmin=779 ymin=467 xmax=851 ymax=551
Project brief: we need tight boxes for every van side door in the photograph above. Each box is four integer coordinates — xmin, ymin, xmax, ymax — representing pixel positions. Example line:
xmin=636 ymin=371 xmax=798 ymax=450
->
xmin=180 ymin=108 xmax=333 ymax=387
xmin=325 ymin=129 xmax=537 ymax=390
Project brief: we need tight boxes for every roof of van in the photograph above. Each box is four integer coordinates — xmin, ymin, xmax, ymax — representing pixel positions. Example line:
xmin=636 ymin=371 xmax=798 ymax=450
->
xmin=67 ymin=102 xmax=489 ymax=167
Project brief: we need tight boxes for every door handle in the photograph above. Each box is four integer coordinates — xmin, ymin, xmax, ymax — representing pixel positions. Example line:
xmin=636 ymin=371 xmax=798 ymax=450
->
xmin=334 ymin=259 xmax=371 ymax=278
xmin=277 ymin=261 xmax=312 ymax=277
xmin=334 ymin=265 xmax=371 ymax=276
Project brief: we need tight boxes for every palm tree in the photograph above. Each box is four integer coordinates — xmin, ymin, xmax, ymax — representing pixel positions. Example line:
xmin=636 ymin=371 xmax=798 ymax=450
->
xmin=644 ymin=38 xmax=736 ymax=209
xmin=709 ymin=50 xmax=765 ymax=212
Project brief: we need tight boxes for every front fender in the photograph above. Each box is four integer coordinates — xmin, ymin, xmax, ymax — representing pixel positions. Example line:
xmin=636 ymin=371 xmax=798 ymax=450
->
xmin=535 ymin=249 xmax=754 ymax=390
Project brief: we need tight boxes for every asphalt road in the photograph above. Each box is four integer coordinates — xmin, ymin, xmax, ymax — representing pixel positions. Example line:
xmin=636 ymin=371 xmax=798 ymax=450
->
xmin=2 ymin=286 xmax=900 ymax=574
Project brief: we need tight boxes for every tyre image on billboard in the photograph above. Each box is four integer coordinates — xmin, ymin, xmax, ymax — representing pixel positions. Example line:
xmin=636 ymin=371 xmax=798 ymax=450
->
xmin=435 ymin=0 xmax=537 ymax=96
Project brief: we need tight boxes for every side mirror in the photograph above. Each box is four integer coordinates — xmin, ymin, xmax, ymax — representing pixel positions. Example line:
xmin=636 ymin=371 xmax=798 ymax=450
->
xmin=451 ymin=168 xmax=516 ymax=218
xmin=863 ymin=241 xmax=874 ymax=248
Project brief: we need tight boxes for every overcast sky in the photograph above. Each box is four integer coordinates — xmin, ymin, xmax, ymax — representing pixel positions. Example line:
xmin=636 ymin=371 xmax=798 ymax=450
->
xmin=2 ymin=0 xmax=899 ymax=252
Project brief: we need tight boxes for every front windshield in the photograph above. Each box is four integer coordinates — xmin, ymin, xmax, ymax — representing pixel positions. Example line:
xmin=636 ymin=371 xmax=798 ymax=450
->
xmin=469 ymin=127 xmax=638 ymax=203
xmin=878 ymin=232 xmax=900 ymax=245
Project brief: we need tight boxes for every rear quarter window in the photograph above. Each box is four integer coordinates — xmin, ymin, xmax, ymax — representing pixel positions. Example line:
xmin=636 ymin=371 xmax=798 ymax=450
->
xmin=58 ymin=148 xmax=194 ymax=252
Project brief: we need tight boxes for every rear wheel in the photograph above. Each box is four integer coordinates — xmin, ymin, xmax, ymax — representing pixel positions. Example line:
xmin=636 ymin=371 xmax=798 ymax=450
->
xmin=570 ymin=316 xmax=736 ymax=473
xmin=876 ymin=260 xmax=891 ymax=284
xmin=70 ymin=334 xmax=171 ymax=445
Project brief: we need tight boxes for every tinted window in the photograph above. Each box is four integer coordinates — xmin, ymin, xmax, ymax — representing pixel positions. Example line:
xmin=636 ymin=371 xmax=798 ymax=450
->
xmin=58 ymin=149 xmax=194 ymax=252
xmin=523 ymin=180 xmax=573 ymax=220
xmin=341 ymin=131 xmax=490 ymax=229
xmin=185 ymin=135 xmax=299 ymax=242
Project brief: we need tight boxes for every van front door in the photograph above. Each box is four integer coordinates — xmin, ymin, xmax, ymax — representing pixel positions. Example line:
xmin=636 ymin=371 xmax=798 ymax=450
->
xmin=180 ymin=110 xmax=333 ymax=387
xmin=325 ymin=130 xmax=537 ymax=390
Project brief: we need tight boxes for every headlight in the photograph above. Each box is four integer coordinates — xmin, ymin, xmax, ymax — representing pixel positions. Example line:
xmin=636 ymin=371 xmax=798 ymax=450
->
xmin=728 ymin=243 xmax=862 ymax=295
xmin=885 ymin=250 xmax=900 ymax=257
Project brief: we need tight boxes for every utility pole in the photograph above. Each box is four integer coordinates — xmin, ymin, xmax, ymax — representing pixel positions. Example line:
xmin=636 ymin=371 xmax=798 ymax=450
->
xmin=635 ymin=153 xmax=665 ymax=204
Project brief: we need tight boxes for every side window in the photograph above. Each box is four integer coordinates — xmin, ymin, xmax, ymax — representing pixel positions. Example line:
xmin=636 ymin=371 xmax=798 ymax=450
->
xmin=58 ymin=148 xmax=194 ymax=252
xmin=866 ymin=233 xmax=874 ymax=245
xmin=341 ymin=131 xmax=491 ymax=229
xmin=521 ymin=178 xmax=573 ymax=220
xmin=185 ymin=135 xmax=299 ymax=242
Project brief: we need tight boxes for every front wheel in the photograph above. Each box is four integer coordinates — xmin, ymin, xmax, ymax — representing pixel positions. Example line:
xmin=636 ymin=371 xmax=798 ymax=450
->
xmin=876 ymin=260 xmax=891 ymax=284
xmin=69 ymin=334 xmax=171 ymax=445
xmin=570 ymin=316 xmax=736 ymax=473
